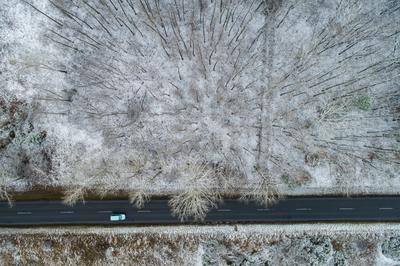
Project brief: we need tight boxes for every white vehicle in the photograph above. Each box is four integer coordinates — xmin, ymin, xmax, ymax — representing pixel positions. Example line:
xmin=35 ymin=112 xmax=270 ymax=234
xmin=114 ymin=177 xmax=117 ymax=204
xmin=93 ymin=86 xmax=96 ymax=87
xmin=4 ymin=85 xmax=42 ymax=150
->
xmin=110 ymin=213 xmax=126 ymax=221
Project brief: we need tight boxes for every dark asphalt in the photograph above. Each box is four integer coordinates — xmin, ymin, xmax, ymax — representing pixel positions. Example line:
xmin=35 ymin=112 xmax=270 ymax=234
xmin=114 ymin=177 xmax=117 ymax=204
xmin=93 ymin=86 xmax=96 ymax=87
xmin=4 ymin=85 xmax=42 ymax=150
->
xmin=1 ymin=197 xmax=399 ymax=225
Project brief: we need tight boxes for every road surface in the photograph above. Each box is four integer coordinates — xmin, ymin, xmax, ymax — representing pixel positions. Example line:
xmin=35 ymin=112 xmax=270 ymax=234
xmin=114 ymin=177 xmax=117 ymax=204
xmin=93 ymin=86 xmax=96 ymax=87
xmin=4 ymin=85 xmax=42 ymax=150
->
xmin=1 ymin=196 xmax=399 ymax=225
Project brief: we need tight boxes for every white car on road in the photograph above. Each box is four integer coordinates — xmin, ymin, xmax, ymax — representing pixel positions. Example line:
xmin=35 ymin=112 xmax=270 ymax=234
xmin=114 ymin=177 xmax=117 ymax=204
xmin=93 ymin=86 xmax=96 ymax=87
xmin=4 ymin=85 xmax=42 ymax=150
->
xmin=110 ymin=213 xmax=126 ymax=221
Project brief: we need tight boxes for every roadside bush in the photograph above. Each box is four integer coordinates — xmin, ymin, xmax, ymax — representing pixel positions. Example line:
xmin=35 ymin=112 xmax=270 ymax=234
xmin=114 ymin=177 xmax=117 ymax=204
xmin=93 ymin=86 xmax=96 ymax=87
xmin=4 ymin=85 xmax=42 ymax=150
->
xmin=381 ymin=236 xmax=400 ymax=261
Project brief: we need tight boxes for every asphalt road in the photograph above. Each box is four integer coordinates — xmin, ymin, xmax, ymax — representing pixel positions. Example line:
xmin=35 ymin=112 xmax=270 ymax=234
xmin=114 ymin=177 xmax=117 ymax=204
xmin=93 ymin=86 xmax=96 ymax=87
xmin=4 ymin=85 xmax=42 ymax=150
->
xmin=1 ymin=197 xmax=399 ymax=225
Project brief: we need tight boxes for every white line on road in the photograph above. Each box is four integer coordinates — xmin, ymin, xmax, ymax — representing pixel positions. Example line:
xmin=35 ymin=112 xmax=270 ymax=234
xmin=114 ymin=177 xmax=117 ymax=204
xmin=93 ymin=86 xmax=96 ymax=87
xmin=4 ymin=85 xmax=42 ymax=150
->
xmin=17 ymin=212 xmax=32 ymax=215
xmin=379 ymin=207 xmax=394 ymax=210
xmin=60 ymin=211 xmax=74 ymax=214
xmin=97 ymin=211 xmax=112 ymax=213
xmin=339 ymin=208 xmax=354 ymax=211
xmin=256 ymin=208 xmax=270 ymax=211
xmin=137 ymin=210 xmax=152 ymax=213
xmin=217 ymin=209 xmax=232 ymax=212
xmin=296 ymin=208 xmax=312 ymax=211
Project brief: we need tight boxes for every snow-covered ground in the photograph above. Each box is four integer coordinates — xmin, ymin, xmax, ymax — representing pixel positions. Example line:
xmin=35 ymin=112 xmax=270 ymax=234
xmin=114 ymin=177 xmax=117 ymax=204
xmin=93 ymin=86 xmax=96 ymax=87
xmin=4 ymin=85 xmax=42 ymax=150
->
xmin=1 ymin=224 xmax=400 ymax=265
xmin=1 ymin=0 xmax=399 ymax=205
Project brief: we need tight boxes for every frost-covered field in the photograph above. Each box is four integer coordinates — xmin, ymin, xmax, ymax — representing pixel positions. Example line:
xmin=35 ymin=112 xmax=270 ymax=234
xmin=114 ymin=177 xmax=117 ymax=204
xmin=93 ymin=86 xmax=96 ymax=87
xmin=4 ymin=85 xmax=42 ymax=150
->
xmin=1 ymin=224 xmax=400 ymax=265
xmin=0 ymin=0 xmax=399 ymax=214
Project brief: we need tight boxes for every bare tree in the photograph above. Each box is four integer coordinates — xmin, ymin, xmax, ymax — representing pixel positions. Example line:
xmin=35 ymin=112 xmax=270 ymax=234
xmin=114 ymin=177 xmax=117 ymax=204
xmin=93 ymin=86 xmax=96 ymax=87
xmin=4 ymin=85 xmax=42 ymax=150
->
xmin=169 ymin=185 xmax=221 ymax=221
xmin=169 ymin=161 xmax=222 ymax=220
xmin=0 ymin=163 xmax=17 ymax=207
xmin=241 ymin=168 xmax=281 ymax=207
xmin=332 ymin=154 xmax=358 ymax=197
xmin=62 ymin=186 xmax=86 ymax=206
xmin=61 ymin=156 xmax=110 ymax=206
xmin=129 ymin=189 xmax=150 ymax=209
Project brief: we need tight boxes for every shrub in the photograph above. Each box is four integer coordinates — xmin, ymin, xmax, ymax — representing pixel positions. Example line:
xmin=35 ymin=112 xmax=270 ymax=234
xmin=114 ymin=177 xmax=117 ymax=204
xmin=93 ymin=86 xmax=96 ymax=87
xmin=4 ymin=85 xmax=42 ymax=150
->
xmin=352 ymin=95 xmax=372 ymax=111
xmin=281 ymin=171 xmax=312 ymax=189
xmin=381 ymin=236 xmax=400 ymax=261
